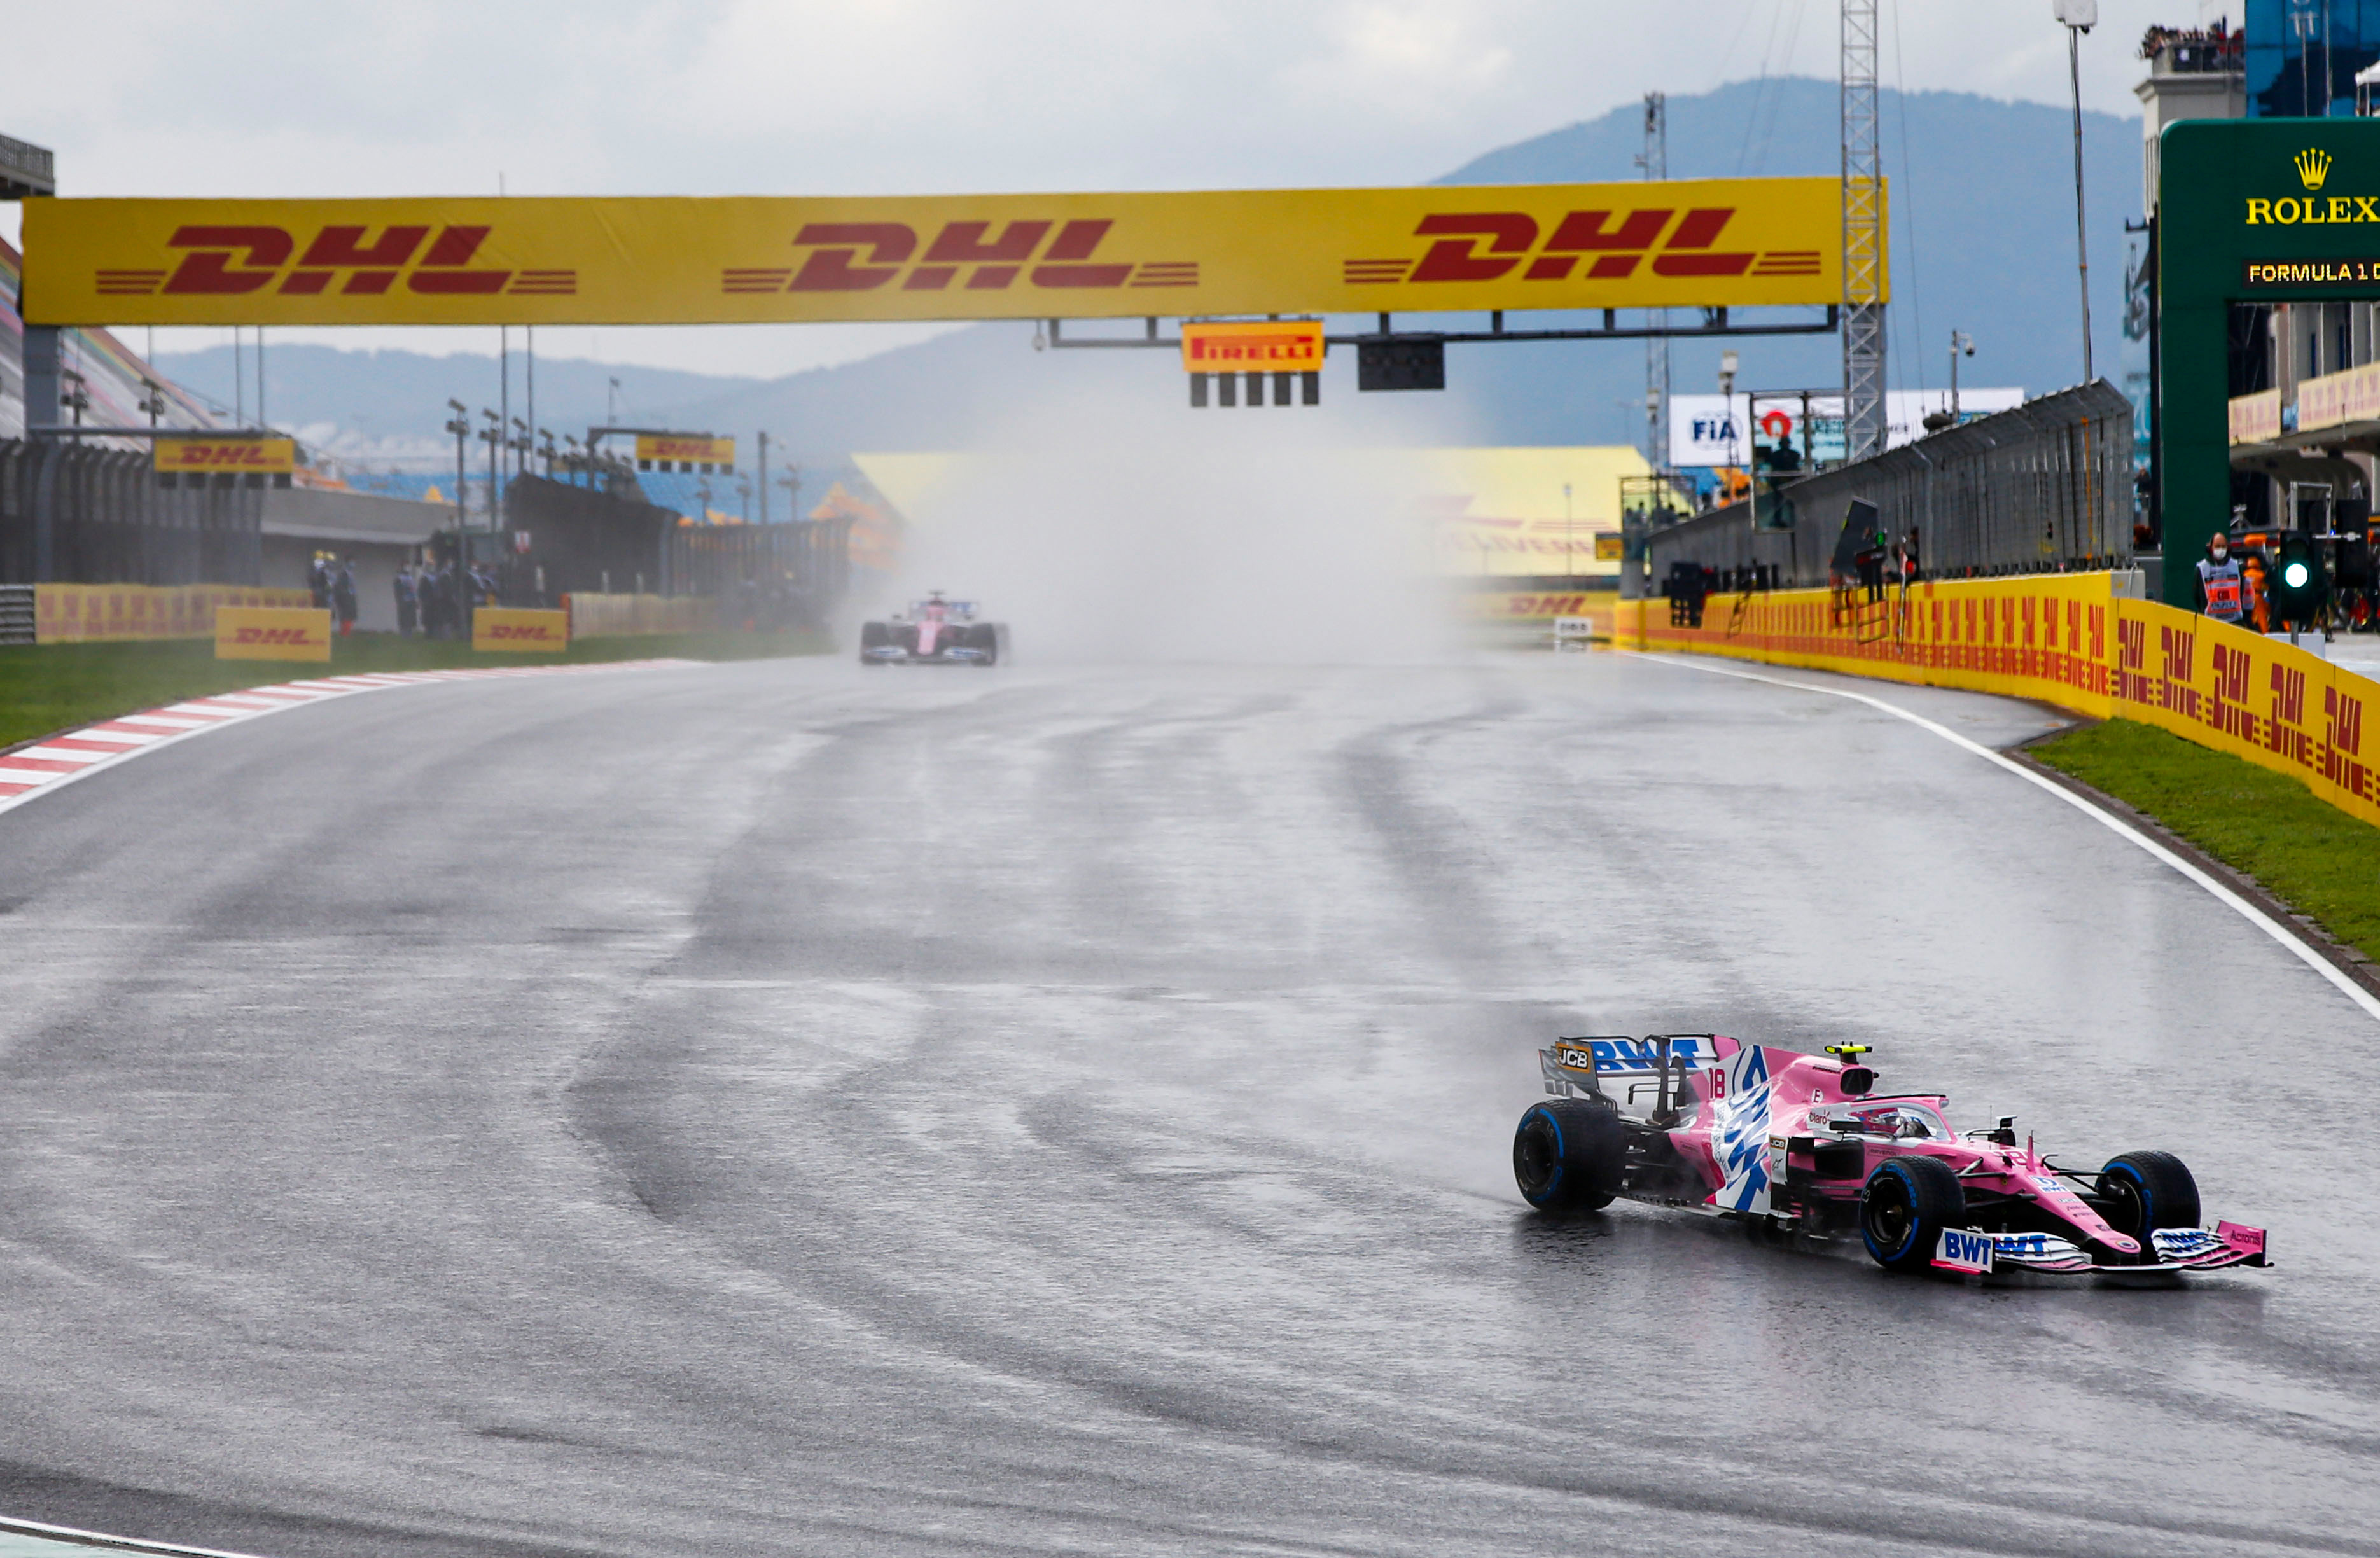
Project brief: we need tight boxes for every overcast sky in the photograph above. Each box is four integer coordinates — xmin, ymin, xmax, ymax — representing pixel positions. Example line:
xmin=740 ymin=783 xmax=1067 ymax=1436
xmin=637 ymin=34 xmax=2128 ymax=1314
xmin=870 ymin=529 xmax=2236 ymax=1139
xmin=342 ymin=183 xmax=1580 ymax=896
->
xmin=10 ymin=0 xmax=2225 ymax=378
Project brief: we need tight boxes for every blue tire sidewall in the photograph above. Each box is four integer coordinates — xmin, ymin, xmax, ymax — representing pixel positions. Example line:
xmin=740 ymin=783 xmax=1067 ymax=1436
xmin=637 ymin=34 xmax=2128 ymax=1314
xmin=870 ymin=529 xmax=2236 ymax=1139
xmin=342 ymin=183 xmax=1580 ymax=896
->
xmin=1862 ymin=1162 xmax=1922 ymax=1263
xmin=1522 ymin=1107 xmax=1565 ymax=1206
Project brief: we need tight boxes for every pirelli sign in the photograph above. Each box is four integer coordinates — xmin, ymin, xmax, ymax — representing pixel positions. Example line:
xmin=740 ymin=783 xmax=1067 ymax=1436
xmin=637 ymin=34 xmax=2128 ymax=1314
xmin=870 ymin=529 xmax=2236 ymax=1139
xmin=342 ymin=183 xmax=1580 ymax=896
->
xmin=22 ymin=179 xmax=1856 ymax=326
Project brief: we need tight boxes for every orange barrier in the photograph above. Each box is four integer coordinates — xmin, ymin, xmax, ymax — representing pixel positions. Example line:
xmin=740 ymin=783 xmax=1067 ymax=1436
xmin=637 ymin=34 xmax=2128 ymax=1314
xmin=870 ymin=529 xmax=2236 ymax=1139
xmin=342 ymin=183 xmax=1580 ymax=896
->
xmin=36 ymin=583 xmax=312 ymax=644
xmin=1622 ymin=573 xmax=2380 ymax=828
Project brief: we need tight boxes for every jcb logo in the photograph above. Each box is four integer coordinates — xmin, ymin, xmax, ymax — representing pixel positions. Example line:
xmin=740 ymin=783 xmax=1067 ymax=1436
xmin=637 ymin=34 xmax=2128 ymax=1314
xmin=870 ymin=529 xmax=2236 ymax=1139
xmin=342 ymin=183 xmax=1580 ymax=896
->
xmin=233 ymin=627 xmax=314 ymax=645
xmin=721 ymin=219 xmax=1197 ymax=296
xmin=1343 ymin=208 xmax=1822 ymax=286
xmin=95 ymin=225 xmax=575 ymax=298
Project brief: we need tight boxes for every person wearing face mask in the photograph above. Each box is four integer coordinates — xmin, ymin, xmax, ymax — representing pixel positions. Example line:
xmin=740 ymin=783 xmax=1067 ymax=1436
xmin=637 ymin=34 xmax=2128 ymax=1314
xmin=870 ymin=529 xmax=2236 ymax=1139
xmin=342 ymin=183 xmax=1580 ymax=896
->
xmin=2197 ymin=531 xmax=2246 ymax=625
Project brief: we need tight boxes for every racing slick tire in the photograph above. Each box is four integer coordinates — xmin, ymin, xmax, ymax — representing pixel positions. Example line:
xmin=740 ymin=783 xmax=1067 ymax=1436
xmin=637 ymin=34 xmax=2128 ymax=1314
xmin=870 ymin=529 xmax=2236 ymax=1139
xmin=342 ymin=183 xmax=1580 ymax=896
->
xmin=859 ymin=620 xmax=893 ymax=664
xmin=1512 ymin=1099 xmax=1625 ymax=1213
xmin=2096 ymin=1151 xmax=2201 ymax=1258
xmin=1860 ymin=1155 xmax=1966 ymax=1273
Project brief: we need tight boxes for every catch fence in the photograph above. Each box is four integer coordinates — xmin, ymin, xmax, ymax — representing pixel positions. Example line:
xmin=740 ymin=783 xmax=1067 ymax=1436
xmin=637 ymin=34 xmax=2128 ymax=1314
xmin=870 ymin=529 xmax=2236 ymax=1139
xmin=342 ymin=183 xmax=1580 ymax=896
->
xmin=1644 ymin=380 xmax=2134 ymax=588
xmin=0 ymin=438 xmax=265 ymax=586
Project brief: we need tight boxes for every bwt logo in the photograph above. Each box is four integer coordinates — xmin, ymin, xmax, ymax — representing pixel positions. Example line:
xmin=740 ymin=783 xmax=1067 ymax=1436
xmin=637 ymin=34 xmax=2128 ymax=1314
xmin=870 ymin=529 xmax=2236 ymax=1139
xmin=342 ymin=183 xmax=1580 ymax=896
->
xmin=96 ymin=226 xmax=576 ymax=298
xmin=232 ymin=627 xmax=315 ymax=645
xmin=721 ymin=219 xmax=1198 ymax=295
xmin=1343 ymin=208 xmax=1823 ymax=286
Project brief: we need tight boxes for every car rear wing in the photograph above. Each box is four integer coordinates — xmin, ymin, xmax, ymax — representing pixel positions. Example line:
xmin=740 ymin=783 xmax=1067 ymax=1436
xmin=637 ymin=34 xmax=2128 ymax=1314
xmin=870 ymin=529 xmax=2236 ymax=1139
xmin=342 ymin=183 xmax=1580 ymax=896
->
xmin=1541 ymin=1034 xmax=1725 ymax=1109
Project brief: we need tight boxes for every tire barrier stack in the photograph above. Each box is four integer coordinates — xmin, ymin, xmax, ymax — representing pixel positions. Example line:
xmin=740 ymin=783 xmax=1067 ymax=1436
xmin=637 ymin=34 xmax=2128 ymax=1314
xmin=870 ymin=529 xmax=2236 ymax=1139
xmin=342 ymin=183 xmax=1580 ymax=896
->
xmin=1621 ymin=571 xmax=2380 ymax=831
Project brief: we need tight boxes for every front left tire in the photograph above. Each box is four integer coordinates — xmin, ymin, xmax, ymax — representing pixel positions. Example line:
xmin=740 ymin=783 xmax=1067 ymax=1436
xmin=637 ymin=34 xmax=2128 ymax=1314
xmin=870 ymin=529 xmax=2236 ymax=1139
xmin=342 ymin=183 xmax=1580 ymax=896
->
xmin=2096 ymin=1151 xmax=2200 ymax=1260
xmin=1861 ymin=1155 xmax=1965 ymax=1272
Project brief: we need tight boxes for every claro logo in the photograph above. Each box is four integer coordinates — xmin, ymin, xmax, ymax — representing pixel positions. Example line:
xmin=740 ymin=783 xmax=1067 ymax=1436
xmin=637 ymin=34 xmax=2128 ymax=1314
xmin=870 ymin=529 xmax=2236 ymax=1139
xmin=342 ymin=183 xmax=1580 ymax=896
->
xmin=1344 ymin=207 xmax=1822 ymax=285
xmin=233 ymin=626 xmax=317 ymax=645
xmin=722 ymin=219 xmax=1198 ymax=295
xmin=95 ymin=226 xmax=575 ymax=298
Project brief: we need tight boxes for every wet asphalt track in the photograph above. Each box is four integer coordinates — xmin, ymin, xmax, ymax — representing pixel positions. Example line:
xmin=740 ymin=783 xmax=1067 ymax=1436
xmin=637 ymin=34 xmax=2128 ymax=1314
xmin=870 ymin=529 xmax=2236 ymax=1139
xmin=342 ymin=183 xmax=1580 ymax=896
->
xmin=0 ymin=651 xmax=2375 ymax=1558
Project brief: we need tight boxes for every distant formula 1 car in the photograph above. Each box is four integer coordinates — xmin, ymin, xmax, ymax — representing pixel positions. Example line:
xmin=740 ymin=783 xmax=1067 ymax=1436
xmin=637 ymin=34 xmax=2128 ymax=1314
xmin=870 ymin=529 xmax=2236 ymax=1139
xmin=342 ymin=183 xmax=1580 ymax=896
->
xmin=1513 ymin=1034 xmax=2269 ymax=1278
xmin=859 ymin=592 xmax=1008 ymax=667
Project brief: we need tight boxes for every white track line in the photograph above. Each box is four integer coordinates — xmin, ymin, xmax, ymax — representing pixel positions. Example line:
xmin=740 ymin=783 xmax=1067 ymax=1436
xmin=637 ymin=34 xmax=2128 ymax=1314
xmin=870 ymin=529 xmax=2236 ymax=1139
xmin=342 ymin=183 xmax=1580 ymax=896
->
xmin=1629 ymin=651 xmax=2380 ymax=1027
xmin=0 ymin=1513 xmax=271 ymax=1558
xmin=0 ymin=658 xmax=695 ymax=821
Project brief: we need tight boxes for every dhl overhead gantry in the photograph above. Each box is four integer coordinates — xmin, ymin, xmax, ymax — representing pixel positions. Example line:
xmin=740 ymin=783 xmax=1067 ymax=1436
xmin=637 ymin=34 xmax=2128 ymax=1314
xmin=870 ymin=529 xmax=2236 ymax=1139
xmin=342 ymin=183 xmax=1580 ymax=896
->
xmin=16 ymin=177 xmax=1865 ymax=414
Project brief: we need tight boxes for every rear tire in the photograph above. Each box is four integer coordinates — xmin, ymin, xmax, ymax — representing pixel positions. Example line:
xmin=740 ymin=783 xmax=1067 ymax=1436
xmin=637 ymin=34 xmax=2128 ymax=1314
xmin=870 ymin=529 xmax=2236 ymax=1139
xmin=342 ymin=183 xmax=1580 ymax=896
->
xmin=2097 ymin=1151 xmax=2200 ymax=1258
xmin=1860 ymin=1155 xmax=1965 ymax=1272
xmin=1512 ymin=1099 xmax=1625 ymax=1213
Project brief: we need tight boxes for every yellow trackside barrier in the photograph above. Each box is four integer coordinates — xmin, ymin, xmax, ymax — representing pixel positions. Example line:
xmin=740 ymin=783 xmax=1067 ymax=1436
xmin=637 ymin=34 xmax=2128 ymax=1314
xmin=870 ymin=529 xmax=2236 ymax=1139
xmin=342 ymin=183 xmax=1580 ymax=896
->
xmin=214 ymin=606 xmax=332 ymax=662
xmin=471 ymin=608 xmax=569 ymax=653
xmin=36 ymin=583 xmax=312 ymax=644
xmin=1622 ymin=572 xmax=2380 ymax=830
xmin=562 ymin=592 xmax=713 ymax=639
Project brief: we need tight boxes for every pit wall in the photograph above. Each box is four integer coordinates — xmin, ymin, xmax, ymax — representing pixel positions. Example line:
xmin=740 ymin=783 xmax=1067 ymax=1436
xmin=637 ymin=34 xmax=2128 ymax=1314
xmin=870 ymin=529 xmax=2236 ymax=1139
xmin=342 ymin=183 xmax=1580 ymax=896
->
xmin=1619 ymin=572 xmax=2380 ymax=830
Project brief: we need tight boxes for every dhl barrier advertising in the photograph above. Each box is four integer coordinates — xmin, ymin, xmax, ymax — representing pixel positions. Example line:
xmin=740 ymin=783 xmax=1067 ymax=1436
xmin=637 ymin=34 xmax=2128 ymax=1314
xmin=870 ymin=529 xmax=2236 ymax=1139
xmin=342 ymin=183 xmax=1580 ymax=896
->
xmin=24 ymin=178 xmax=1855 ymax=327
xmin=564 ymin=592 xmax=714 ymax=638
xmin=1181 ymin=321 xmax=1324 ymax=373
xmin=1624 ymin=572 xmax=2380 ymax=831
xmin=36 ymin=583 xmax=311 ymax=644
xmin=634 ymin=435 xmax=734 ymax=469
xmin=472 ymin=608 xmax=570 ymax=653
xmin=215 ymin=606 xmax=332 ymax=662
xmin=152 ymin=436 xmax=296 ymax=475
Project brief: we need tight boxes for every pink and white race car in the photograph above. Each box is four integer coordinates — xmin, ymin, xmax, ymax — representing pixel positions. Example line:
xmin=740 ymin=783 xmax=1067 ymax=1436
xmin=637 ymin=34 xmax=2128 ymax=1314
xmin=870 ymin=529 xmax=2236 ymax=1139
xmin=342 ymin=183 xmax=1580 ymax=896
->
xmin=1513 ymin=1035 xmax=2269 ymax=1278
xmin=859 ymin=593 xmax=1008 ymax=667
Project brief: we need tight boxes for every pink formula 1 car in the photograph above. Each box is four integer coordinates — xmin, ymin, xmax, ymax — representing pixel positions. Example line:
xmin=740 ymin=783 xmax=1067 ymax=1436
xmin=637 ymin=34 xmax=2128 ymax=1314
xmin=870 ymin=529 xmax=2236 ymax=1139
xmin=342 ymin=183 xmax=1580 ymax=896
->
xmin=859 ymin=593 xmax=1008 ymax=667
xmin=1513 ymin=1035 xmax=2269 ymax=1278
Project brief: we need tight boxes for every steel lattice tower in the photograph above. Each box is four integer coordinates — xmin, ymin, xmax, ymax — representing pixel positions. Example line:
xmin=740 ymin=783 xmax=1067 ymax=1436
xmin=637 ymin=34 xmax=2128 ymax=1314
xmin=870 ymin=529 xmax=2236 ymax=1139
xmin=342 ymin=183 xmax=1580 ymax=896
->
xmin=1641 ymin=92 xmax=1669 ymax=474
xmin=1841 ymin=0 xmax=1887 ymax=462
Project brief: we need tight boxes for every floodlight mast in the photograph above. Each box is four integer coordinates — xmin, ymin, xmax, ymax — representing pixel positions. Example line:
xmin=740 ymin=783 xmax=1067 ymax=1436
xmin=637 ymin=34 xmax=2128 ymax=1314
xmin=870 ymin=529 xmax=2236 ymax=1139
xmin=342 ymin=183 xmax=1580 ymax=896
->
xmin=1841 ymin=0 xmax=1887 ymax=462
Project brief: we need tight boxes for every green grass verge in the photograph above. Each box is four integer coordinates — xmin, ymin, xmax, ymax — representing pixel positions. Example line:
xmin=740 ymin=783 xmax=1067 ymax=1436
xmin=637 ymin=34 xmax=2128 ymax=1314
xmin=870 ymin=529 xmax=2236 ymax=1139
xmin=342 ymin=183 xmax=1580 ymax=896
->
xmin=2031 ymin=718 xmax=2380 ymax=963
xmin=0 ymin=628 xmax=830 ymax=751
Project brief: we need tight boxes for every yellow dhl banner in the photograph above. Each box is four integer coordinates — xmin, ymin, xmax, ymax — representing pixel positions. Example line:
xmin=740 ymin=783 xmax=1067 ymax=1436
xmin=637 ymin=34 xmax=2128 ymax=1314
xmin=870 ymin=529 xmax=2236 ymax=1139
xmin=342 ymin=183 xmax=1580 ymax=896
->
xmin=36 ymin=583 xmax=311 ymax=644
xmin=215 ymin=606 xmax=331 ymax=662
xmin=635 ymin=435 xmax=734 ymax=467
xmin=23 ymin=179 xmax=1857 ymax=326
xmin=1466 ymin=590 xmax=1617 ymax=622
xmin=1624 ymin=573 xmax=2380 ymax=830
xmin=153 ymin=437 xmax=296 ymax=475
xmin=472 ymin=608 xmax=570 ymax=652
